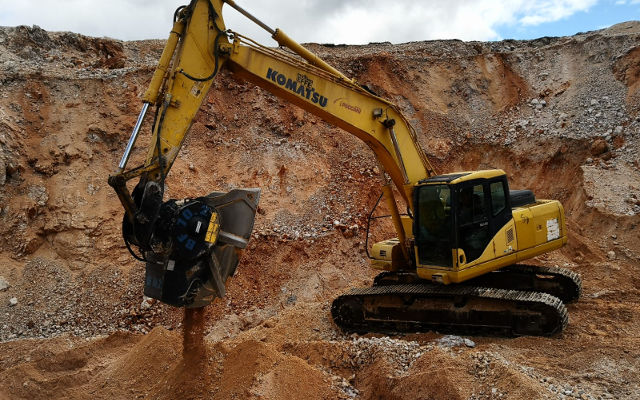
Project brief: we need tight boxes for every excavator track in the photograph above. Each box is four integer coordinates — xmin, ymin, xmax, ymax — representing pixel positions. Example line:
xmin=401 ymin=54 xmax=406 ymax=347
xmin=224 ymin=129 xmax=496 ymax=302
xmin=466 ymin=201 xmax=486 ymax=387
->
xmin=468 ymin=264 xmax=582 ymax=303
xmin=373 ymin=264 xmax=582 ymax=303
xmin=331 ymin=284 xmax=568 ymax=337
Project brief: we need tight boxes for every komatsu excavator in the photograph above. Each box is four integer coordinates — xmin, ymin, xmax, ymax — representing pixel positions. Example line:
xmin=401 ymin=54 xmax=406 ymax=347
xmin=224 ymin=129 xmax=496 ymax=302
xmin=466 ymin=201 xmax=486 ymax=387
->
xmin=108 ymin=0 xmax=581 ymax=336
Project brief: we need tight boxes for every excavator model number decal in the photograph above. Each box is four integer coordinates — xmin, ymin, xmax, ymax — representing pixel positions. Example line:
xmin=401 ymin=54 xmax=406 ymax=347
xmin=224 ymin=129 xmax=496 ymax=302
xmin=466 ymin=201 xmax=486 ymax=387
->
xmin=333 ymin=98 xmax=362 ymax=114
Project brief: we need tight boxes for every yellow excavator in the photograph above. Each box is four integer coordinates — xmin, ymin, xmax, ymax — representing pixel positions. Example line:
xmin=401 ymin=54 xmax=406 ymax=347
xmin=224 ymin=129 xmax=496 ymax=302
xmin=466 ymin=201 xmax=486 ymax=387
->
xmin=108 ymin=0 xmax=581 ymax=336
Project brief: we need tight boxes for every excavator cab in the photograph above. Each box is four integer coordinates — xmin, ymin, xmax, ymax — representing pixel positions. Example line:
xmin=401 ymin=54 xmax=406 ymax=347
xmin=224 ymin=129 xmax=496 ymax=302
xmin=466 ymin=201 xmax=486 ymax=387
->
xmin=413 ymin=171 xmax=508 ymax=281
xmin=411 ymin=169 xmax=569 ymax=286
xmin=414 ymin=170 xmax=511 ymax=272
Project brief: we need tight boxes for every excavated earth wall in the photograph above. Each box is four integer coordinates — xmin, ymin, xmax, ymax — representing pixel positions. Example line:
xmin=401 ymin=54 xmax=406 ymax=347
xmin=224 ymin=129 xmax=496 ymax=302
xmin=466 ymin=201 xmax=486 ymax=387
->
xmin=0 ymin=22 xmax=639 ymax=399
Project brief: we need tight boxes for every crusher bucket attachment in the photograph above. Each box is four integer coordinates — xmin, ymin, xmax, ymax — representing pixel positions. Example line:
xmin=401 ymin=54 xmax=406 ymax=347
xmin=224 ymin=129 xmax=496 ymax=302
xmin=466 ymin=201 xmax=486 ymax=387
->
xmin=143 ymin=188 xmax=260 ymax=308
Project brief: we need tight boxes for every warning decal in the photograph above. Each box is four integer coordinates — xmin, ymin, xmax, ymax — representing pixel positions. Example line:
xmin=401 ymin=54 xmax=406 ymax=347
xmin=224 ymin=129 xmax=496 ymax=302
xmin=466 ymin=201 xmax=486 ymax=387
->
xmin=546 ymin=218 xmax=560 ymax=241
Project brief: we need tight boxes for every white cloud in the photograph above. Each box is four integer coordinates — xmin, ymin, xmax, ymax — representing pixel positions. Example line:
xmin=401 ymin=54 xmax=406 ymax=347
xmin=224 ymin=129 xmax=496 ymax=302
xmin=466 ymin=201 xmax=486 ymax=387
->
xmin=0 ymin=0 xmax=600 ymax=43
xmin=0 ymin=0 xmax=177 ymax=40
xmin=517 ymin=0 xmax=598 ymax=26
xmin=218 ymin=0 xmax=601 ymax=44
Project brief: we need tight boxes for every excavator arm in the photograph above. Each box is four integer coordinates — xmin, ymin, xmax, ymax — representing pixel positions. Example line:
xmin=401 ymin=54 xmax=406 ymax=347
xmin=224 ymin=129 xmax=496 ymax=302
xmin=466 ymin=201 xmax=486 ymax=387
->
xmin=107 ymin=0 xmax=262 ymax=308
xmin=108 ymin=0 xmax=436 ymax=307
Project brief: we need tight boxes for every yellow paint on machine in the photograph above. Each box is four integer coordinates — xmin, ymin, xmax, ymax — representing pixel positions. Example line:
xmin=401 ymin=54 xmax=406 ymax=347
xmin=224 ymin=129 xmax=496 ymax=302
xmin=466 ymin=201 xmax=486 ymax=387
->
xmin=205 ymin=212 xmax=221 ymax=244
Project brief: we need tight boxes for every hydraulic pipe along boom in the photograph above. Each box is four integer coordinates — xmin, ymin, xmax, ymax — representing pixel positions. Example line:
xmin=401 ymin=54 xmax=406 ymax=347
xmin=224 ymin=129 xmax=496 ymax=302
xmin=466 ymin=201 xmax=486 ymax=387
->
xmin=118 ymin=102 xmax=149 ymax=172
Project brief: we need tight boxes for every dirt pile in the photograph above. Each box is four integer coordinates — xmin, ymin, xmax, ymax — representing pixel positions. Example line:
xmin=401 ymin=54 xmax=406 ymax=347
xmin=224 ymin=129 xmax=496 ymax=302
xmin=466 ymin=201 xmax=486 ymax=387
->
xmin=0 ymin=21 xmax=639 ymax=399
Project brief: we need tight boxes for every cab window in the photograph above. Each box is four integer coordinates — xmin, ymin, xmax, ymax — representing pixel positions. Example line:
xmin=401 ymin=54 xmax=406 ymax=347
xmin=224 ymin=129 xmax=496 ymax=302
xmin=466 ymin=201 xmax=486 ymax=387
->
xmin=459 ymin=184 xmax=486 ymax=225
xmin=457 ymin=183 xmax=489 ymax=263
xmin=490 ymin=181 xmax=506 ymax=216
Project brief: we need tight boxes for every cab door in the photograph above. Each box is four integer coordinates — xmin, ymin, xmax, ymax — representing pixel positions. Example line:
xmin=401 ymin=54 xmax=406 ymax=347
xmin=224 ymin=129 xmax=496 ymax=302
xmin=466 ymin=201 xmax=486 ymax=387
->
xmin=455 ymin=181 xmax=490 ymax=264
xmin=413 ymin=184 xmax=453 ymax=268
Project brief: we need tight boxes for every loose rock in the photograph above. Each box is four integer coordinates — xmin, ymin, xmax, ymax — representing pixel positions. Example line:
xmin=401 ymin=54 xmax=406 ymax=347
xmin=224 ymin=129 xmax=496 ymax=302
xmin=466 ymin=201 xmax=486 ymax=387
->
xmin=0 ymin=276 xmax=9 ymax=291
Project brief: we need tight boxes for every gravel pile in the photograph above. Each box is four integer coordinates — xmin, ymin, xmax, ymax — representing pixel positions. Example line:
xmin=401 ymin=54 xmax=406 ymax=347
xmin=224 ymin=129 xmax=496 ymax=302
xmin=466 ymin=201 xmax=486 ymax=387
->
xmin=469 ymin=351 xmax=611 ymax=400
xmin=0 ymin=258 xmax=172 ymax=341
xmin=0 ymin=25 xmax=162 ymax=81
xmin=338 ymin=335 xmax=433 ymax=374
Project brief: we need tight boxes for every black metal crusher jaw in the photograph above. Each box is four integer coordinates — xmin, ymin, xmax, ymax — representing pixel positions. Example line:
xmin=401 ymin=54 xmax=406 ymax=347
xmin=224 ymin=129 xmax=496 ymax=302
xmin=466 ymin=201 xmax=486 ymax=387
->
xmin=126 ymin=183 xmax=261 ymax=308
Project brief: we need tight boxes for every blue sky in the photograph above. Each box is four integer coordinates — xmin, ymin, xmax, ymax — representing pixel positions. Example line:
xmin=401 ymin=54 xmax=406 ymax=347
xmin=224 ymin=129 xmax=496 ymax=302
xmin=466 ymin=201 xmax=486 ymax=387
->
xmin=0 ymin=0 xmax=638 ymax=44
xmin=497 ymin=0 xmax=640 ymax=40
